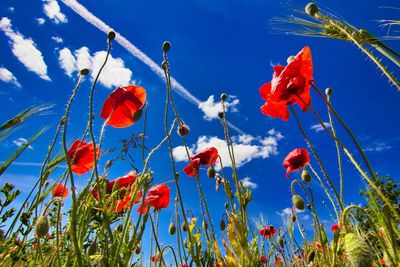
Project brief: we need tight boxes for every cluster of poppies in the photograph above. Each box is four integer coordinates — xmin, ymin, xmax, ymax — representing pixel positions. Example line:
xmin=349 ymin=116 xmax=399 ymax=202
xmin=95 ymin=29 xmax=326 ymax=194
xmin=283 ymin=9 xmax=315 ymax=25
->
xmin=51 ymin=84 xmax=171 ymax=213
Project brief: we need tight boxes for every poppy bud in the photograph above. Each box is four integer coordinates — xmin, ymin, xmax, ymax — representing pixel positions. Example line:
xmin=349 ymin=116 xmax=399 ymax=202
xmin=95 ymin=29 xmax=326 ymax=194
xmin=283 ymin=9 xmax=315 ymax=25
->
xmin=344 ymin=233 xmax=372 ymax=267
xmin=305 ymin=3 xmax=319 ymax=16
xmin=135 ymin=245 xmax=141 ymax=254
xmin=291 ymin=214 xmax=297 ymax=222
xmin=306 ymin=204 xmax=311 ymax=210
xmin=105 ymin=160 xmax=113 ymax=169
xmin=287 ymin=55 xmax=295 ymax=64
xmin=220 ymin=218 xmax=226 ymax=231
xmin=301 ymin=169 xmax=312 ymax=183
xmin=202 ymin=221 xmax=208 ymax=230
xmin=178 ymin=124 xmax=190 ymax=137
xmin=292 ymin=194 xmax=305 ymax=210
xmin=182 ymin=221 xmax=188 ymax=232
xmin=325 ymin=87 xmax=333 ymax=96
xmin=169 ymin=221 xmax=176 ymax=235
xmin=207 ymin=166 xmax=216 ymax=178
xmin=107 ymin=31 xmax=116 ymax=40
xmin=162 ymin=41 xmax=171 ymax=53
xmin=79 ymin=68 xmax=89 ymax=76
xmin=218 ymin=112 xmax=224 ymax=119
xmin=88 ymin=240 xmax=97 ymax=256
xmin=307 ymin=251 xmax=315 ymax=263
xmin=278 ymin=236 xmax=284 ymax=248
xmin=220 ymin=93 xmax=228 ymax=101
xmin=162 ymin=60 xmax=168 ymax=70
xmin=35 ymin=215 xmax=49 ymax=238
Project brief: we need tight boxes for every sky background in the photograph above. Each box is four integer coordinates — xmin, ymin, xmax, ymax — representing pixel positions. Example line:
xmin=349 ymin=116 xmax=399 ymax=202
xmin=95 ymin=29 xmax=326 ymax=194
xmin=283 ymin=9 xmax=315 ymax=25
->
xmin=0 ymin=0 xmax=399 ymax=263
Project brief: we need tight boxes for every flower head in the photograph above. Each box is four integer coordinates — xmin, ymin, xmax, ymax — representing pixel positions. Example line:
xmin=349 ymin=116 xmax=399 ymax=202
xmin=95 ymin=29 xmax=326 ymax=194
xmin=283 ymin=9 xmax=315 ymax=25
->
xmin=183 ymin=147 xmax=218 ymax=177
xmin=100 ymin=85 xmax=146 ymax=128
xmin=259 ymin=46 xmax=313 ymax=121
xmin=145 ymin=184 xmax=170 ymax=210
xmin=259 ymin=225 xmax=277 ymax=239
xmin=52 ymin=184 xmax=68 ymax=198
xmin=283 ymin=148 xmax=310 ymax=177
xmin=331 ymin=223 xmax=340 ymax=232
xmin=260 ymin=255 xmax=268 ymax=264
xmin=67 ymin=140 xmax=100 ymax=175
xmin=107 ymin=170 xmax=137 ymax=192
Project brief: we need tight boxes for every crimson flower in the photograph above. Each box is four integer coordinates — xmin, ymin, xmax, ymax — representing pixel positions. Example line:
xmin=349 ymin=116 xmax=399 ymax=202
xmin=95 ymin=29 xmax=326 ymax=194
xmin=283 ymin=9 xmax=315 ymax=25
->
xmin=331 ymin=224 xmax=340 ymax=232
xmin=52 ymin=184 xmax=68 ymax=198
xmin=100 ymin=85 xmax=146 ymax=128
xmin=107 ymin=170 xmax=137 ymax=192
xmin=283 ymin=148 xmax=310 ymax=177
xmin=260 ymin=255 xmax=268 ymax=264
xmin=145 ymin=184 xmax=170 ymax=210
xmin=259 ymin=46 xmax=313 ymax=121
xmin=259 ymin=225 xmax=277 ymax=239
xmin=67 ymin=140 xmax=100 ymax=175
xmin=183 ymin=147 xmax=218 ymax=177
xmin=151 ymin=256 xmax=159 ymax=263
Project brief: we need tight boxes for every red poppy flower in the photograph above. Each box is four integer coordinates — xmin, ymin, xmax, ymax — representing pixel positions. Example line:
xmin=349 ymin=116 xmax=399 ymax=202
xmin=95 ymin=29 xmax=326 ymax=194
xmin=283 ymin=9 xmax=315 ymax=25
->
xmin=136 ymin=202 xmax=149 ymax=214
xmin=145 ymin=184 xmax=170 ymax=210
xmin=283 ymin=148 xmax=310 ymax=177
xmin=260 ymin=255 xmax=268 ymax=264
xmin=67 ymin=140 xmax=100 ymax=175
xmin=183 ymin=147 xmax=218 ymax=177
xmin=259 ymin=225 xmax=277 ymax=239
xmin=100 ymin=85 xmax=146 ymax=128
xmin=107 ymin=170 xmax=137 ymax=192
xmin=151 ymin=255 xmax=159 ymax=262
xmin=331 ymin=223 xmax=340 ymax=232
xmin=52 ymin=184 xmax=68 ymax=198
xmin=259 ymin=46 xmax=313 ymax=121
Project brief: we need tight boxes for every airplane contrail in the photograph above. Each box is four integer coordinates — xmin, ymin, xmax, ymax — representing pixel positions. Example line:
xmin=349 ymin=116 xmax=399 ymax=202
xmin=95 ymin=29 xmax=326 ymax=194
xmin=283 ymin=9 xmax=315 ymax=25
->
xmin=60 ymin=0 xmax=245 ymax=135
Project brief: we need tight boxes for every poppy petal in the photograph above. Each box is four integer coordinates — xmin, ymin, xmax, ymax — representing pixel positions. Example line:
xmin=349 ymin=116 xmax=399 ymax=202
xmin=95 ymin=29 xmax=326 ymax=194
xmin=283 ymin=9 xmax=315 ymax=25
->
xmin=183 ymin=158 xmax=201 ymax=177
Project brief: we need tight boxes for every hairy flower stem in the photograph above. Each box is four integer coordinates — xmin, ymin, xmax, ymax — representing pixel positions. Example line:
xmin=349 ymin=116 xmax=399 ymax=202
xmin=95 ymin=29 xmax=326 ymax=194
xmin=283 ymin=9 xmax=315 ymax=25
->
xmin=290 ymin=106 xmax=340 ymax=220
xmin=326 ymin=93 xmax=344 ymax=205
xmin=61 ymin=74 xmax=85 ymax=267
xmin=149 ymin=212 xmax=166 ymax=266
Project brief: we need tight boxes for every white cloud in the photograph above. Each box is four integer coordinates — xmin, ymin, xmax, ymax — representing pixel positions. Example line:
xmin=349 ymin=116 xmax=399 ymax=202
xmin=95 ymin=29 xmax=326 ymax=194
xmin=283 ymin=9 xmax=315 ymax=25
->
xmin=173 ymin=129 xmax=283 ymax=170
xmin=58 ymin=46 xmax=133 ymax=88
xmin=240 ymin=177 xmax=257 ymax=189
xmin=43 ymin=0 xmax=67 ymax=24
xmin=0 ymin=17 xmax=51 ymax=81
xmin=364 ymin=141 xmax=392 ymax=152
xmin=8 ymin=7 xmax=15 ymax=13
xmin=198 ymin=95 xmax=239 ymax=121
xmin=36 ymin=18 xmax=46 ymax=25
xmin=51 ymin=36 xmax=63 ymax=43
xmin=0 ymin=67 xmax=21 ymax=87
xmin=310 ymin=122 xmax=331 ymax=133
xmin=13 ymin=138 xmax=33 ymax=150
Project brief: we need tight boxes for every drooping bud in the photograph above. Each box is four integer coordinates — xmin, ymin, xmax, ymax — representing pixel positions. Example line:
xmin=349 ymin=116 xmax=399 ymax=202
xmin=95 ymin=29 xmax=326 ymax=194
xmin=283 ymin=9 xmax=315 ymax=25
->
xmin=220 ymin=93 xmax=228 ymax=101
xmin=292 ymin=194 xmax=305 ymax=211
xmin=220 ymin=218 xmax=226 ymax=231
xmin=287 ymin=55 xmax=295 ymax=64
xmin=305 ymin=3 xmax=319 ymax=16
xmin=301 ymin=169 xmax=312 ymax=183
xmin=218 ymin=112 xmax=224 ymax=119
xmin=177 ymin=124 xmax=190 ymax=137
xmin=169 ymin=221 xmax=176 ymax=235
xmin=291 ymin=214 xmax=297 ymax=222
xmin=88 ymin=241 xmax=97 ymax=256
xmin=207 ymin=166 xmax=216 ymax=178
xmin=162 ymin=41 xmax=171 ymax=53
xmin=135 ymin=245 xmax=141 ymax=254
xmin=161 ymin=60 xmax=168 ymax=71
xmin=325 ymin=87 xmax=333 ymax=96
xmin=79 ymin=68 xmax=89 ymax=76
xmin=278 ymin=236 xmax=284 ymax=248
xmin=35 ymin=215 xmax=49 ymax=238
xmin=182 ymin=221 xmax=188 ymax=232
xmin=107 ymin=31 xmax=116 ymax=40
xmin=202 ymin=221 xmax=208 ymax=231
xmin=344 ymin=233 xmax=372 ymax=267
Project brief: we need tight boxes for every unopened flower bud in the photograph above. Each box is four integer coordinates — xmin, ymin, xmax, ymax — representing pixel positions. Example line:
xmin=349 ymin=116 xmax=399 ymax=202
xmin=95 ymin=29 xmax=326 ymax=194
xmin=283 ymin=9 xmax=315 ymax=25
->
xmin=169 ymin=221 xmax=176 ymax=235
xmin=278 ymin=236 xmax=284 ymax=248
xmin=325 ymin=87 xmax=333 ymax=96
xmin=207 ymin=166 xmax=216 ymax=178
xmin=88 ymin=241 xmax=97 ymax=256
xmin=220 ymin=93 xmax=228 ymax=101
xmin=291 ymin=214 xmax=297 ymax=222
xmin=301 ymin=169 xmax=312 ymax=183
xmin=202 ymin=221 xmax=208 ymax=230
xmin=220 ymin=218 xmax=226 ymax=231
xmin=135 ymin=245 xmax=141 ymax=254
xmin=292 ymin=194 xmax=305 ymax=210
xmin=305 ymin=3 xmax=319 ymax=16
xmin=107 ymin=31 xmax=116 ymax=40
xmin=162 ymin=41 xmax=171 ymax=53
xmin=182 ymin=222 xmax=188 ymax=232
xmin=218 ymin=112 xmax=224 ymax=119
xmin=344 ymin=233 xmax=372 ymax=267
xmin=287 ymin=55 xmax=295 ymax=64
xmin=177 ymin=124 xmax=190 ymax=137
xmin=35 ymin=215 xmax=49 ymax=238
xmin=79 ymin=68 xmax=89 ymax=76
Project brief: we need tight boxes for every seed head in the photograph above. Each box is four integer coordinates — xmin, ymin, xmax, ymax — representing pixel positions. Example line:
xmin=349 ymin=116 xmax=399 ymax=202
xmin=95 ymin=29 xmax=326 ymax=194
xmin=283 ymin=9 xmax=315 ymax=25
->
xmin=287 ymin=55 xmax=295 ymax=64
xmin=220 ymin=93 xmax=228 ymax=101
xmin=344 ymin=233 xmax=372 ymax=267
xmin=207 ymin=166 xmax=216 ymax=178
xmin=79 ymin=68 xmax=89 ymax=76
xmin=325 ymin=87 xmax=333 ymax=96
xmin=220 ymin=218 xmax=226 ymax=231
xmin=162 ymin=41 xmax=171 ymax=53
xmin=177 ymin=124 xmax=190 ymax=137
xmin=107 ymin=31 xmax=116 ymax=40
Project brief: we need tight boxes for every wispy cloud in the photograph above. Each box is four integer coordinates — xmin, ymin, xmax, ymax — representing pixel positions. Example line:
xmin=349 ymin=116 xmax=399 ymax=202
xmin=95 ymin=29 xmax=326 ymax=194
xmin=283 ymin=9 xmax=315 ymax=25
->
xmin=43 ymin=0 xmax=68 ymax=24
xmin=0 ymin=67 xmax=21 ymax=87
xmin=0 ymin=161 xmax=67 ymax=168
xmin=60 ymin=0 xmax=245 ymax=134
xmin=51 ymin=36 xmax=63 ymax=43
xmin=240 ymin=177 xmax=257 ymax=189
xmin=364 ymin=141 xmax=392 ymax=152
xmin=58 ymin=46 xmax=133 ymax=88
xmin=0 ymin=17 xmax=51 ymax=81
xmin=173 ymin=129 xmax=283 ymax=170
xmin=36 ymin=18 xmax=46 ymax=25
xmin=12 ymin=138 xmax=33 ymax=150
xmin=310 ymin=122 xmax=331 ymax=133
xmin=198 ymin=95 xmax=239 ymax=121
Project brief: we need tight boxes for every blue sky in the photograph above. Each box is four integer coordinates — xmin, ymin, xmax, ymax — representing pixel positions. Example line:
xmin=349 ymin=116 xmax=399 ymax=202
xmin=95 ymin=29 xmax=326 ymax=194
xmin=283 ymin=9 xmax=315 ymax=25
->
xmin=0 ymin=0 xmax=399 ymax=259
